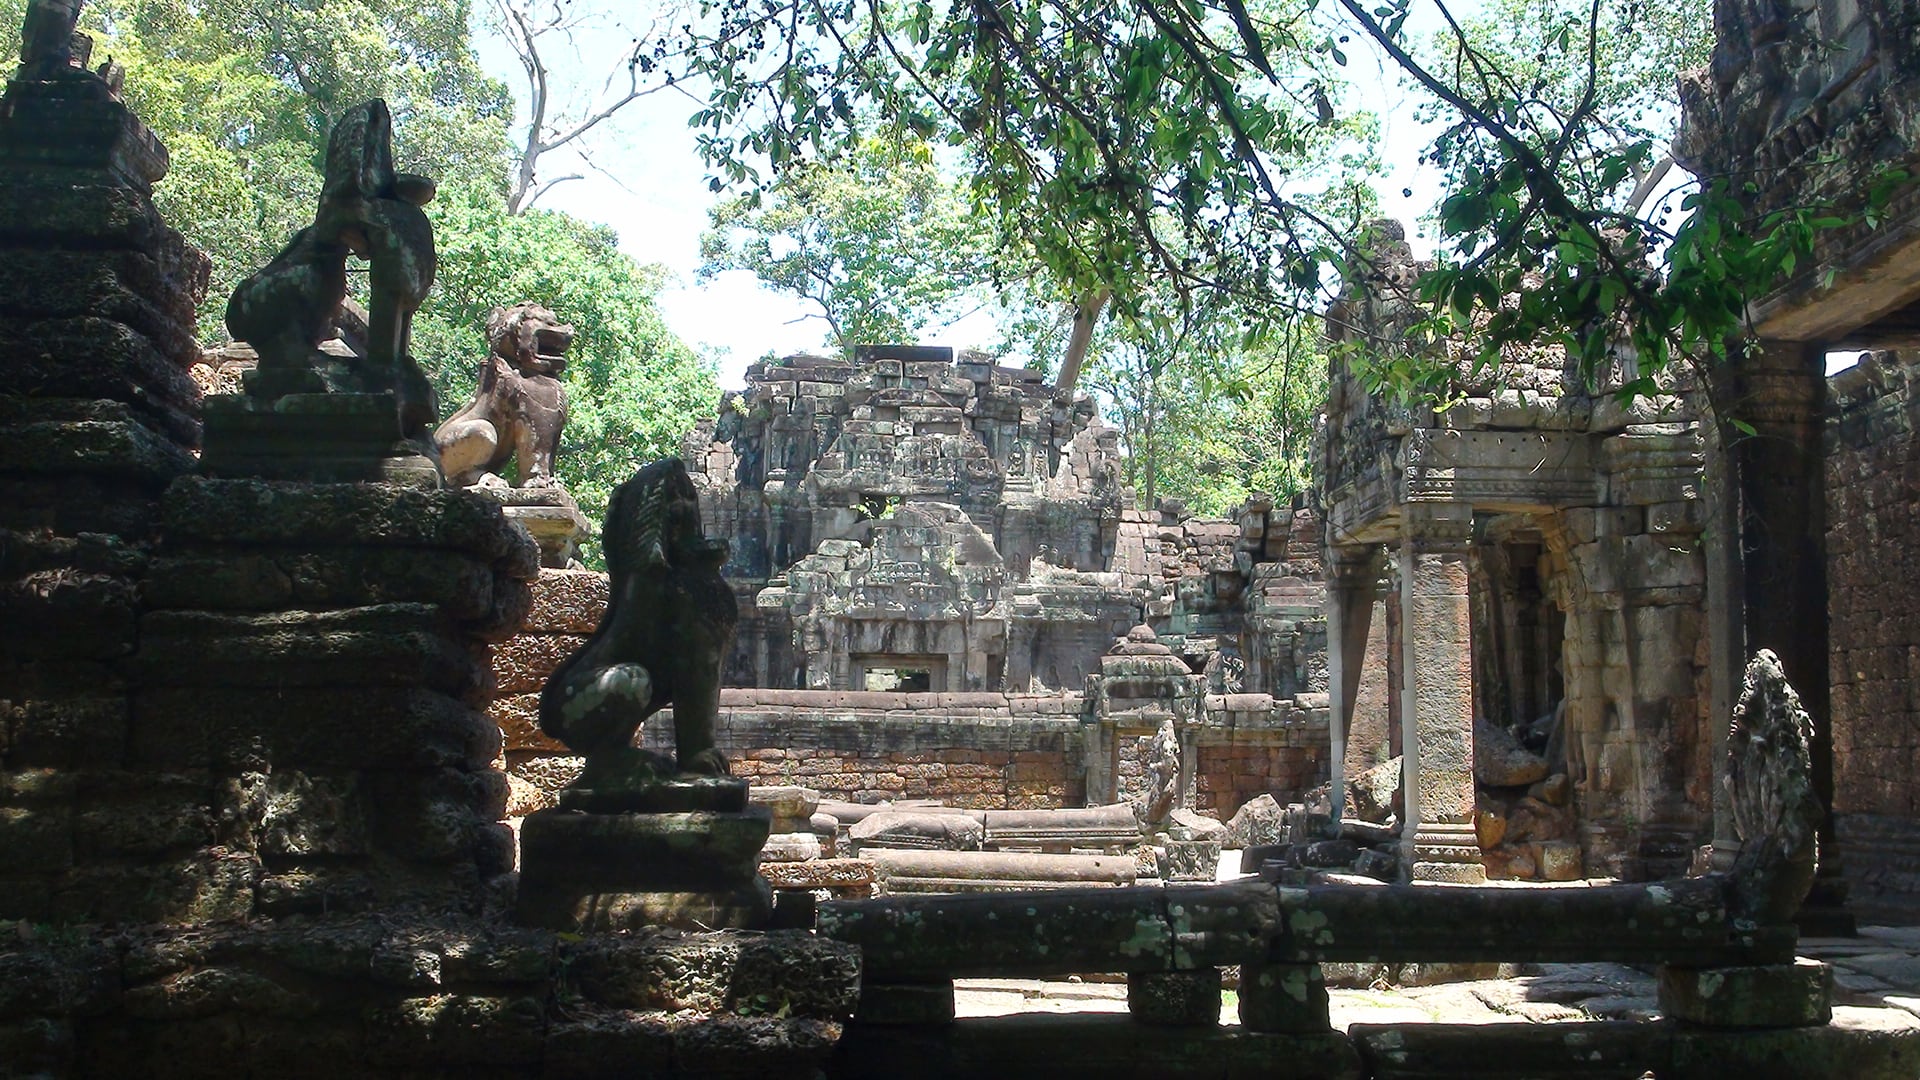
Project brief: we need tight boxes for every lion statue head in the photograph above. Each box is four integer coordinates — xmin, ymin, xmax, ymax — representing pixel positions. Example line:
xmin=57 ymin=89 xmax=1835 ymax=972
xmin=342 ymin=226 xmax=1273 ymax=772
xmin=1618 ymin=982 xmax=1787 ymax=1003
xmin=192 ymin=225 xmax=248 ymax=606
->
xmin=486 ymin=302 xmax=575 ymax=377
xmin=604 ymin=458 xmax=729 ymax=578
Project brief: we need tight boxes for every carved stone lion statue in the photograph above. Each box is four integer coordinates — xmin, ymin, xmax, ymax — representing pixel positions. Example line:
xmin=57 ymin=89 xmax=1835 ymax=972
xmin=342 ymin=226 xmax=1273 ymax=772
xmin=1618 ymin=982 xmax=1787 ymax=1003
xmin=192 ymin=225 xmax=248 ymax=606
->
xmin=540 ymin=458 xmax=737 ymax=790
xmin=224 ymin=99 xmax=439 ymax=435
xmin=434 ymin=302 xmax=574 ymax=488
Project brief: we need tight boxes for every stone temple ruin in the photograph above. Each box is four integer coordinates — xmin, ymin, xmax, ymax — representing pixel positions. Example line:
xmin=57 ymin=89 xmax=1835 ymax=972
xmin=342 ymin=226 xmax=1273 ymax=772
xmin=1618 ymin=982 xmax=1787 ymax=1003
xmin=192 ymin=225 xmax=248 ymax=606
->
xmin=1319 ymin=221 xmax=1713 ymax=886
xmin=491 ymin=344 xmax=1344 ymax=858
xmin=6 ymin=0 xmax=1920 ymax=1075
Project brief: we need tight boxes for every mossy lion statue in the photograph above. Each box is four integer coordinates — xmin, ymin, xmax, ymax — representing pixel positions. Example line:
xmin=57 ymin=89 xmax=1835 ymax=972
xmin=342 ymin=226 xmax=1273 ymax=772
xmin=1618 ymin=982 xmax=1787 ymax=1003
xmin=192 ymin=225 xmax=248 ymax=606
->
xmin=540 ymin=458 xmax=737 ymax=787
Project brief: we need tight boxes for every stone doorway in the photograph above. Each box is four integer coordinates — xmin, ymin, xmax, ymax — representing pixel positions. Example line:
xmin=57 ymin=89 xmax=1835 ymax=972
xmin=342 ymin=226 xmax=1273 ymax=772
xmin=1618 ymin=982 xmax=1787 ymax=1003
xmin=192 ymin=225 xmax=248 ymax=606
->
xmin=856 ymin=654 xmax=949 ymax=693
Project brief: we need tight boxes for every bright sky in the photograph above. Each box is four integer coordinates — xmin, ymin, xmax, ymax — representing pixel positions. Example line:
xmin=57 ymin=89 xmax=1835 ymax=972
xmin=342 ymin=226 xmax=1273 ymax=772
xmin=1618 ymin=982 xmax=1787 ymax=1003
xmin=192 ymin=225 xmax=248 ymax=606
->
xmin=466 ymin=3 xmax=1544 ymax=389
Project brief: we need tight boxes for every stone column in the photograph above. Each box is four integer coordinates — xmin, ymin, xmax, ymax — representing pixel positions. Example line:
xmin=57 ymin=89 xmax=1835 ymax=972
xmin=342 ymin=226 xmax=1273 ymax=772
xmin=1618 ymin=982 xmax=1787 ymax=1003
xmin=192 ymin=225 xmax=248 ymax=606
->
xmin=1399 ymin=504 xmax=1484 ymax=883
xmin=1325 ymin=545 xmax=1380 ymax=826
xmin=1702 ymin=401 xmax=1746 ymax=872
xmin=1728 ymin=340 xmax=1848 ymax=930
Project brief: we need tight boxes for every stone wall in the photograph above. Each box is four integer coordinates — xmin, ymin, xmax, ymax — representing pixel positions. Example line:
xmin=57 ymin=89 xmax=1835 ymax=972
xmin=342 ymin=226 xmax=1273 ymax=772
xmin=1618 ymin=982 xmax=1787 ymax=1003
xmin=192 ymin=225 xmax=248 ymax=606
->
xmin=484 ymin=603 xmax=1335 ymax=820
xmin=0 ymin=920 xmax=859 ymax=1078
xmin=1825 ymin=352 xmax=1920 ymax=916
xmin=695 ymin=688 xmax=1325 ymax=818
xmin=489 ymin=569 xmax=603 ymax=818
xmin=707 ymin=691 xmax=1082 ymax=810
xmin=1192 ymin=694 xmax=1332 ymax=816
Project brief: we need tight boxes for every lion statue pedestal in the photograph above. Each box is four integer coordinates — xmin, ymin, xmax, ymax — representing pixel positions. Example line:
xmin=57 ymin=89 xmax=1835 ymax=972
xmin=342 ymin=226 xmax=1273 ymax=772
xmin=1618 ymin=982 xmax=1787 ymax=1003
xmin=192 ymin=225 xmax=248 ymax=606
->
xmin=203 ymin=100 xmax=444 ymax=487
xmin=515 ymin=458 xmax=773 ymax=932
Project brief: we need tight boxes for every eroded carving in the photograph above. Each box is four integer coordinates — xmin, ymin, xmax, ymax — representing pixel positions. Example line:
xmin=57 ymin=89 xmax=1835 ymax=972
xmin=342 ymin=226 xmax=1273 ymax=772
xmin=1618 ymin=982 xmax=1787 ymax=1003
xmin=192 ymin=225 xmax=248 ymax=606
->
xmin=224 ymin=98 xmax=438 ymax=434
xmin=541 ymin=458 xmax=737 ymax=790
xmin=1725 ymin=648 xmax=1820 ymax=924
xmin=17 ymin=0 xmax=80 ymax=79
xmin=435 ymin=302 xmax=574 ymax=488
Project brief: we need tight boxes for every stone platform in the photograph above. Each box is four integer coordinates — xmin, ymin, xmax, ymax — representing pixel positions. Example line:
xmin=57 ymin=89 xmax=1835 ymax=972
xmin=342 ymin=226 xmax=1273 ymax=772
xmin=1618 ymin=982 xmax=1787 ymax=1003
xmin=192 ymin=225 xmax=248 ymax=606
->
xmin=517 ymin=776 xmax=774 ymax=932
xmin=833 ymin=959 xmax=1920 ymax=1079
xmin=0 ymin=917 xmax=859 ymax=1079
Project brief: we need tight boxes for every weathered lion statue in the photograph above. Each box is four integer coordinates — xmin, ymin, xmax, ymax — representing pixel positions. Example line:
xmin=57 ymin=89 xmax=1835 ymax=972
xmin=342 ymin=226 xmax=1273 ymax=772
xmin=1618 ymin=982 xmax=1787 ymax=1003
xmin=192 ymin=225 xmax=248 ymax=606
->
xmin=540 ymin=458 xmax=737 ymax=790
xmin=225 ymin=99 xmax=439 ymax=435
xmin=434 ymin=302 xmax=574 ymax=488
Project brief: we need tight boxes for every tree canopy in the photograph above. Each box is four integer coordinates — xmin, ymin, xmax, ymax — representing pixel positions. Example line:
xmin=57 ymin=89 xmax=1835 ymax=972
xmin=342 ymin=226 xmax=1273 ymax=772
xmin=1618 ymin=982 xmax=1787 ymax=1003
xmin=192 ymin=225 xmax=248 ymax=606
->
xmin=677 ymin=0 xmax=1877 ymax=407
xmin=34 ymin=0 xmax=722 ymax=563
xmin=698 ymin=134 xmax=992 ymax=350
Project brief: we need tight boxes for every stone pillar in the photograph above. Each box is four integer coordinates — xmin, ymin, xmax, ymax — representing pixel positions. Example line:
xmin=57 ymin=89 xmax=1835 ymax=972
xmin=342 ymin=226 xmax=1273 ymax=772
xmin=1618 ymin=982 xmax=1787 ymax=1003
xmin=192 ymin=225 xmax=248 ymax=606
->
xmin=1325 ymin=545 xmax=1380 ymax=825
xmin=1399 ymin=504 xmax=1483 ymax=883
xmin=1703 ymin=402 xmax=1745 ymax=872
xmin=1729 ymin=340 xmax=1848 ymax=931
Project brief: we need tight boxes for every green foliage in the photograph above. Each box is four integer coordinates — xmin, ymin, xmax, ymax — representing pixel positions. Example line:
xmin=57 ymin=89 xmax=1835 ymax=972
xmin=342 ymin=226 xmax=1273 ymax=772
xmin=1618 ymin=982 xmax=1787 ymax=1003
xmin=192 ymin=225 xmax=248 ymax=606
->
xmin=698 ymin=134 xmax=992 ymax=350
xmin=682 ymin=0 xmax=1888 ymax=414
xmin=47 ymin=0 xmax=515 ymax=339
xmin=683 ymin=0 xmax=1375 ymax=348
xmin=34 ymin=0 xmax=719 ymax=564
xmin=1054 ymin=281 xmax=1324 ymax=513
xmin=1088 ymin=334 xmax=1323 ymax=515
xmin=417 ymin=188 xmax=722 ymax=564
xmin=1414 ymin=0 xmax=1711 ymax=213
xmin=1343 ymin=0 xmax=1888 ymax=405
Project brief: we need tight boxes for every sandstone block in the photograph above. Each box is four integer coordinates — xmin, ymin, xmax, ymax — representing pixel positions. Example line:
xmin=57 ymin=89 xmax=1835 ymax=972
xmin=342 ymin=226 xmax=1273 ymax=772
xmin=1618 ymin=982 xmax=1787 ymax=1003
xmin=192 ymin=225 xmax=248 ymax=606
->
xmin=70 ymin=772 xmax=224 ymax=859
xmin=1226 ymin=794 xmax=1287 ymax=848
xmin=365 ymin=994 xmax=545 ymax=1067
xmin=564 ymin=930 xmax=859 ymax=1017
xmin=135 ymin=605 xmax=488 ymax=697
xmin=0 ymin=804 xmax=73 ymax=873
xmin=1538 ymin=840 xmax=1583 ymax=882
xmin=1474 ymin=806 xmax=1508 ymax=849
xmin=162 ymin=478 xmax=538 ymax=566
xmin=1239 ymin=960 xmax=1330 ymax=1033
xmin=544 ymin=1013 xmax=674 ymax=1078
xmin=490 ymin=692 xmax=568 ymax=754
xmin=749 ymin=783 xmax=821 ymax=825
xmin=132 ymin=687 xmax=499 ymax=772
xmin=0 ymin=571 xmax=138 ymax=661
xmin=850 ymin=811 xmax=984 ymax=851
xmin=519 ymin=807 xmax=770 ymax=891
xmin=3 ymin=696 xmax=128 ymax=769
xmin=142 ymin=555 xmax=294 ymax=611
xmin=491 ymin=632 xmax=589 ymax=695
xmin=1129 ymin=969 xmax=1222 ymax=1027
xmin=258 ymin=771 xmax=369 ymax=858
xmin=522 ymin=568 xmax=610 ymax=634
xmin=761 ymin=832 xmax=823 ymax=862
xmin=1347 ymin=757 xmax=1402 ymax=823
xmin=1659 ymin=959 xmax=1833 ymax=1028
xmin=759 ymin=858 xmax=876 ymax=892
xmin=1164 ymin=838 xmax=1223 ymax=881
xmin=364 ymin=767 xmax=509 ymax=864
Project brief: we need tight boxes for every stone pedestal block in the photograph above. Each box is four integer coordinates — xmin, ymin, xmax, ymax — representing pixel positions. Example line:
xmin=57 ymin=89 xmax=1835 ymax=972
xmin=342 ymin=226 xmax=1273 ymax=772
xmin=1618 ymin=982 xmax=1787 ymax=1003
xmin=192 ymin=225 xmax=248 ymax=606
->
xmin=1658 ymin=958 xmax=1833 ymax=1028
xmin=200 ymin=392 xmax=439 ymax=487
xmin=516 ymin=778 xmax=773 ymax=932
xmin=1128 ymin=969 xmax=1222 ymax=1027
xmin=1238 ymin=961 xmax=1331 ymax=1033
xmin=1410 ymin=822 xmax=1487 ymax=884
xmin=480 ymin=485 xmax=589 ymax=568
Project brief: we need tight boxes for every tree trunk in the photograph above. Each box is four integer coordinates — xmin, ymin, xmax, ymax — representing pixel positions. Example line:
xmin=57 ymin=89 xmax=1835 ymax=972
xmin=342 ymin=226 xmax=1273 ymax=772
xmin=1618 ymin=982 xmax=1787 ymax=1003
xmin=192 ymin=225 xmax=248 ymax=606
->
xmin=1053 ymin=289 xmax=1109 ymax=397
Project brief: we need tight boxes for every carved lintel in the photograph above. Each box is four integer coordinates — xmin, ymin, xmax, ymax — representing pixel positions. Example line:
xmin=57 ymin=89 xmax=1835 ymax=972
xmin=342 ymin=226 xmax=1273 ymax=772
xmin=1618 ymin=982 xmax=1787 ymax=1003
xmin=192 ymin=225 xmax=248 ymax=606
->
xmin=1401 ymin=503 xmax=1473 ymax=549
